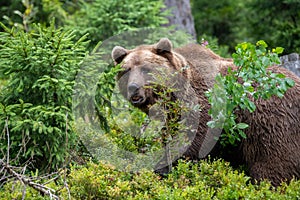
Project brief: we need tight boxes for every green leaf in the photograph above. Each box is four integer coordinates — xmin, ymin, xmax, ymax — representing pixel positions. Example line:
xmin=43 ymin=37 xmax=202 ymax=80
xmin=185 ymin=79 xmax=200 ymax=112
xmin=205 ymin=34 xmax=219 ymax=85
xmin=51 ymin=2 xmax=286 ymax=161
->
xmin=256 ymin=40 xmax=268 ymax=48
xmin=261 ymin=57 xmax=270 ymax=66
xmin=206 ymin=121 xmax=215 ymax=128
xmin=276 ymin=91 xmax=284 ymax=98
xmin=285 ymin=78 xmax=295 ymax=87
xmin=248 ymin=101 xmax=256 ymax=112
xmin=272 ymin=47 xmax=284 ymax=54
xmin=238 ymin=129 xmax=247 ymax=139
xmin=236 ymin=123 xmax=249 ymax=129
xmin=276 ymin=73 xmax=286 ymax=78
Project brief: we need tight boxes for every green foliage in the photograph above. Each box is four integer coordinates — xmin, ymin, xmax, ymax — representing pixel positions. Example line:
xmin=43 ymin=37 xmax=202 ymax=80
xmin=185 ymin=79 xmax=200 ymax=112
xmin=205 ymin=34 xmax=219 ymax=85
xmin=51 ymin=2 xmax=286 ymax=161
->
xmin=191 ymin=0 xmax=300 ymax=54
xmin=1 ymin=0 xmax=169 ymax=51
xmin=0 ymin=0 xmax=28 ymax=28
xmin=148 ymin=68 xmax=191 ymax=144
xmin=206 ymin=41 xmax=295 ymax=146
xmin=65 ymin=0 xmax=168 ymax=49
xmin=95 ymin=64 xmax=124 ymax=132
xmin=191 ymin=0 xmax=247 ymax=53
xmin=0 ymin=0 xmax=78 ymax=30
xmin=28 ymin=159 xmax=300 ymax=199
xmin=1 ymin=159 xmax=300 ymax=199
xmin=92 ymin=64 xmax=155 ymax=153
xmin=0 ymin=182 xmax=48 ymax=200
xmin=0 ymin=21 xmax=88 ymax=171
xmin=247 ymin=0 xmax=300 ymax=54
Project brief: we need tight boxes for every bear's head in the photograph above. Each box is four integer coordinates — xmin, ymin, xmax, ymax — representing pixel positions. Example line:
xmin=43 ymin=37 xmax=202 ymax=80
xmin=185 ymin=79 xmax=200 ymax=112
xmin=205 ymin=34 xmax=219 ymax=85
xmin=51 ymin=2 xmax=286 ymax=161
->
xmin=111 ymin=38 xmax=188 ymax=113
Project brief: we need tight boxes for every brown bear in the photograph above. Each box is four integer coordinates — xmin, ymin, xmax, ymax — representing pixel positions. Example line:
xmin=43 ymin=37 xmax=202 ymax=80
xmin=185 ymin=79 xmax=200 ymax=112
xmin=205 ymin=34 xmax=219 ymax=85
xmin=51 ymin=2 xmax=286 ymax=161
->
xmin=111 ymin=38 xmax=300 ymax=186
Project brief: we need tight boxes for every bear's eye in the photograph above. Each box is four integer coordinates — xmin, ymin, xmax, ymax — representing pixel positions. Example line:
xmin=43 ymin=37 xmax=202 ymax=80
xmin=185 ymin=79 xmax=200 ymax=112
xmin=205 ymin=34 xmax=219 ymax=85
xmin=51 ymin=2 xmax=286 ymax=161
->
xmin=118 ymin=67 xmax=131 ymax=77
xmin=141 ymin=66 xmax=151 ymax=74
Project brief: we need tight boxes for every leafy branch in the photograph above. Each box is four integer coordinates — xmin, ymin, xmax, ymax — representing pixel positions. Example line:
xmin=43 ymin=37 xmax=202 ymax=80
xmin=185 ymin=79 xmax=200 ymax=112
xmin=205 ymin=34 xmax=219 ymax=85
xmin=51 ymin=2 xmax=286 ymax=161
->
xmin=206 ymin=40 xmax=295 ymax=146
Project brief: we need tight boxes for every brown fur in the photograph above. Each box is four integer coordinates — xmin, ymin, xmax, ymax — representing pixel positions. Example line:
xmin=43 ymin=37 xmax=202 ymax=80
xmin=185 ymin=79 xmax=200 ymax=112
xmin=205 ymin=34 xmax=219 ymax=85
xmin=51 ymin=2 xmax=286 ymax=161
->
xmin=112 ymin=38 xmax=300 ymax=186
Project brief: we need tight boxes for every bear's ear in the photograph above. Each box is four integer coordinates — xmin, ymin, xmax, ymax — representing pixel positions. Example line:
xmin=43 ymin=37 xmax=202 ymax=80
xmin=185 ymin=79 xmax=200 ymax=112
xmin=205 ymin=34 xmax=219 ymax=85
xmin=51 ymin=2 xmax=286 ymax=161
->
xmin=112 ymin=46 xmax=128 ymax=64
xmin=155 ymin=38 xmax=172 ymax=55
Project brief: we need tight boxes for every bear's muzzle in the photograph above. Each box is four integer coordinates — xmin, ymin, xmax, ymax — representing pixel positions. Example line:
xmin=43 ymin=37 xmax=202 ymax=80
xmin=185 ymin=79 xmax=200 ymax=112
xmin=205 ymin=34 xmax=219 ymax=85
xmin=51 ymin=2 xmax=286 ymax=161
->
xmin=128 ymin=83 xmax=146 ymax=105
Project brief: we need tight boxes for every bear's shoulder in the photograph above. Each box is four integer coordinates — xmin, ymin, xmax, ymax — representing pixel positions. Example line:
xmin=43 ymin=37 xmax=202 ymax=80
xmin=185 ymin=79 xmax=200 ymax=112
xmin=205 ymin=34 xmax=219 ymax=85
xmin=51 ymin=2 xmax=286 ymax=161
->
xmin=175 ymin=43 xmax=222 ymax=60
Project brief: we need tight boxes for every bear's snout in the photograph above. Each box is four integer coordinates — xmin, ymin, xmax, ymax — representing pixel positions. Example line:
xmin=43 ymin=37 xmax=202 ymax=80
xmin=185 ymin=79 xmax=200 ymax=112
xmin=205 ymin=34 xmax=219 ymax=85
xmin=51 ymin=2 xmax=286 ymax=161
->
xmin=127 ymin=83 xmax=145 ymax=105
xmin=128 ymin=83 xmax=139 ymax=94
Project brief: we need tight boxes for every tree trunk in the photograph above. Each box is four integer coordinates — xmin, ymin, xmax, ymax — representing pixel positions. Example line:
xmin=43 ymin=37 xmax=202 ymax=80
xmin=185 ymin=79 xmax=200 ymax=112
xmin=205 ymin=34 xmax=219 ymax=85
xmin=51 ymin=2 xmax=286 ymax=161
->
xmin=163 ymin=0 xmax=197 ymax=38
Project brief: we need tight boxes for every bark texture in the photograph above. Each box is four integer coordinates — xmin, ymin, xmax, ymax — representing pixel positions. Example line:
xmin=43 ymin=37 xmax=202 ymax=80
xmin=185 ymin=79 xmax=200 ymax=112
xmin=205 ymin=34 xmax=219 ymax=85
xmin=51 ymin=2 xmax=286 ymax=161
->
xmin=163 ymin=0 xmax=196 ymax=38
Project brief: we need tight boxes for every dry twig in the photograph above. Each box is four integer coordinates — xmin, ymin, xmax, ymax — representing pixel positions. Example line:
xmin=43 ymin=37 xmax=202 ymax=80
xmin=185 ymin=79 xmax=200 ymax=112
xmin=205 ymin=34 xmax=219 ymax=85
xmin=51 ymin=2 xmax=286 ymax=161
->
xmin=0 ymin=159 xmax=60 ymax=200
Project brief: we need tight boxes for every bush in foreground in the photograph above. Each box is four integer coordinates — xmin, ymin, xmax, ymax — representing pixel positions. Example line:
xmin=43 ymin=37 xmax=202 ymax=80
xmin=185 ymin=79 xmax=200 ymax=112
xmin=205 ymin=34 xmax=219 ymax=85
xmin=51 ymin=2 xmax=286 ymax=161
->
xmin=1 ymin=159 xmax=299 ymax=199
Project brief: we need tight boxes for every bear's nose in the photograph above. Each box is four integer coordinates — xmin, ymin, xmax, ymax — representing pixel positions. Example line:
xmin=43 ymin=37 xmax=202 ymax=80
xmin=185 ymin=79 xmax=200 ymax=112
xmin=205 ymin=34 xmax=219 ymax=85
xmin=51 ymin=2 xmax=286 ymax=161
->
xmin=128 ymin=83 xmax=140 ymax=94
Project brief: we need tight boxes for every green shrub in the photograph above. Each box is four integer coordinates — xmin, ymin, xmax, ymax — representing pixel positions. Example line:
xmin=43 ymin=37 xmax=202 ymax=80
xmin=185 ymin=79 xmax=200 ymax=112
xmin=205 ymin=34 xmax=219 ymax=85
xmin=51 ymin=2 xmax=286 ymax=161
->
xmin=61 ymin=159 xmax=300 ymax=199
xmin=0 ymin=0 xmax=77 ymax=30
xmin=0 ymin=181 xmax=51 ymax=200
xmin=65 ymin=0 xmax=168 ymax=49
xmin=0 ymin=21 xmax=88 ymax=171
xmin=1 ymin=159 xmax=299 ymax=199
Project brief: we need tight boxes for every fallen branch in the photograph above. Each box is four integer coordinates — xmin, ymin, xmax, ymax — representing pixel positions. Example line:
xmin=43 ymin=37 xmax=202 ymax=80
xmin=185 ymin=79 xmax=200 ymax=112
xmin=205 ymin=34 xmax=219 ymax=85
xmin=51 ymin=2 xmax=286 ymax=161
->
xmin=0 ymin=159 xmax=60 ymax=200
